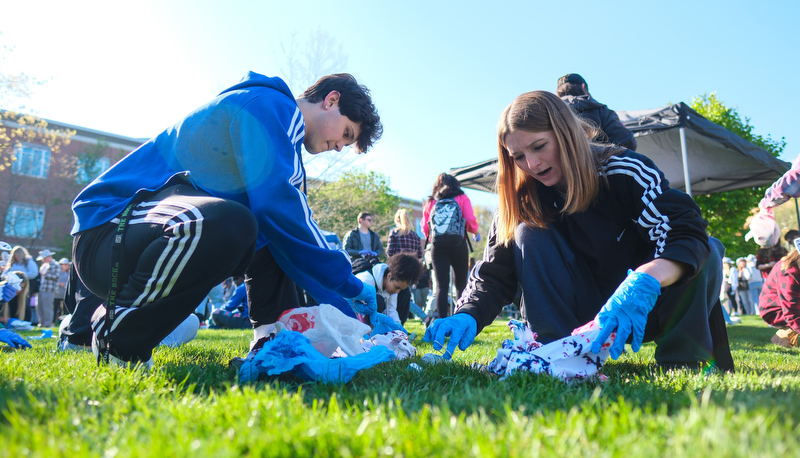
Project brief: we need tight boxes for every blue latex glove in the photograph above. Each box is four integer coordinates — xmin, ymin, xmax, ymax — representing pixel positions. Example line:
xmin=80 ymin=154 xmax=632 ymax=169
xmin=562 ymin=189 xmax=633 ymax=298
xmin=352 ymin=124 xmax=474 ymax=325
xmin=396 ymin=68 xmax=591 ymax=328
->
xmin=346 ymin=281 xmax=378 ymax=316
xmin=0 ymin=328 xmax=31 ymax=349
xmin=358 ymin=250 xmax=373 ymax=257
xmin=422 ymin=313 xmax=477 ymax=359
xmin=473 ymin=233 xmax=481 ymax=242
xmin=591 ymin=269 xmax=661 ymax=359
xmin=2 ymin=283 xmax=19 ymax=302
xmin=368 ymin=312 xmax=408 ymax=337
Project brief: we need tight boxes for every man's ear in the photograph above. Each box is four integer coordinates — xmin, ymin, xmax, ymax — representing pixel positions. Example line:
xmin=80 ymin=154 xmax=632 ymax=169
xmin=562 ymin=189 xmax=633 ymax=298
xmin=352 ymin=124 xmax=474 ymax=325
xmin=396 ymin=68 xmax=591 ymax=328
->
xmin=324 ymin=91 xmax=341 ymax=109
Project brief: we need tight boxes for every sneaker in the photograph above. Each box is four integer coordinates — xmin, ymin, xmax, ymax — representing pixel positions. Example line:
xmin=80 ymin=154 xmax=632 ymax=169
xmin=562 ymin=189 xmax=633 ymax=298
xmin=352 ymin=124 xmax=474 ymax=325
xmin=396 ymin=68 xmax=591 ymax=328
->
xmin=727 ymin=316 xmax=742 ymax=325
xmin=91 ymin=305 xmax=153 ymax=370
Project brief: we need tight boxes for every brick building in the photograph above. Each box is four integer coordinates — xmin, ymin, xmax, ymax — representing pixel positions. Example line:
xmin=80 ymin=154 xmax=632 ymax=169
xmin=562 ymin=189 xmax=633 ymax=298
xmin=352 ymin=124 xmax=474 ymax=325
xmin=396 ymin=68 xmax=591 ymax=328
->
xmin=0 ymin=115 xmax=145 ymax=257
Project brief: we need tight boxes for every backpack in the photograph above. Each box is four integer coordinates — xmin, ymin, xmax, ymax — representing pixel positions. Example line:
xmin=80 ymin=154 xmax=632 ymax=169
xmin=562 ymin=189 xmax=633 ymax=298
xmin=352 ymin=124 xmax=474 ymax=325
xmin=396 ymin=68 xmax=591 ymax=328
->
xmin=429 ymin=197 xmax=466 ymax=246
xmin=351 ymin=256 xmax=380 ymax=276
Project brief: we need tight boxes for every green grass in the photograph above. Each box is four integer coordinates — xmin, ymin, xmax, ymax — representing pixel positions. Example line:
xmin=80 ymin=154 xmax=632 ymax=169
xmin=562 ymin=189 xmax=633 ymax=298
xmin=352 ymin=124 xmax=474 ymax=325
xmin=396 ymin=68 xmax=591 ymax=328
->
xmin=2 ymin=315 xmax=799 ymax=457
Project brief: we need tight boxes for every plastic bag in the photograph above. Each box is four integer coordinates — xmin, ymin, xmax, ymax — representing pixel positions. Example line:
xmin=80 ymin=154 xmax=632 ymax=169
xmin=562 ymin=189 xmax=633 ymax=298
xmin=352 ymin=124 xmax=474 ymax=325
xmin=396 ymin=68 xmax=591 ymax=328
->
xmin=277 ymin=304 xmax=370 ymax=357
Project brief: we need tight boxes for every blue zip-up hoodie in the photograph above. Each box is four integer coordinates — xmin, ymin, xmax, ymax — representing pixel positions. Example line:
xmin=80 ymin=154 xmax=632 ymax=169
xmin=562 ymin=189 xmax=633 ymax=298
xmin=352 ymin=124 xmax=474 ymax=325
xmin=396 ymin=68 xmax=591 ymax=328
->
xmin=71 ymin=72 xmax=362 ymax=311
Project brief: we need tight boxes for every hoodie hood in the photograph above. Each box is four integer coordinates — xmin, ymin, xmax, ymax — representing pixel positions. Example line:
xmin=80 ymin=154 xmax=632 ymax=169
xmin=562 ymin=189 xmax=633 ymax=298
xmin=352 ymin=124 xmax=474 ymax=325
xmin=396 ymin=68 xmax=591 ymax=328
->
xmin=220 ymin=71 xmax=295 ymax=101
xmin=560 ymin=94 xmax=606 ymax=111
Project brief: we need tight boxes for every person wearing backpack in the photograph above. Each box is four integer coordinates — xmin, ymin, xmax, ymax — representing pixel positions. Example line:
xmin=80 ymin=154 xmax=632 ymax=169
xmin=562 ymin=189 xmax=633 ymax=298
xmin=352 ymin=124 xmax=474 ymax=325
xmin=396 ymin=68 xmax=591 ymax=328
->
xmin=421 ymin=173 xmax=480 ymax=323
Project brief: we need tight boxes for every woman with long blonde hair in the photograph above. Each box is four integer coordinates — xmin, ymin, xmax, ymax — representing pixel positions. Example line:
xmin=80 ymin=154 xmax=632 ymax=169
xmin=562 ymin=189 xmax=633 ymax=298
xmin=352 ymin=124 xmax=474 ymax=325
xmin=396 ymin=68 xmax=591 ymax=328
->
xmin=386 ymin=209 xmax=423 ymax=323
xmin=426 ymin=91 xmax=730 ymax=370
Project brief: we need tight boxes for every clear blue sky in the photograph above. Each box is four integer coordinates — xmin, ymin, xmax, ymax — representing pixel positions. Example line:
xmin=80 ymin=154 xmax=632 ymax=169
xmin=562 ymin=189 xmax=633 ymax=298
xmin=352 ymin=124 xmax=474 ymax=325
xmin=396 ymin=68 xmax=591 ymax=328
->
xmin=2 ymin=0 xmax=797 ymax=209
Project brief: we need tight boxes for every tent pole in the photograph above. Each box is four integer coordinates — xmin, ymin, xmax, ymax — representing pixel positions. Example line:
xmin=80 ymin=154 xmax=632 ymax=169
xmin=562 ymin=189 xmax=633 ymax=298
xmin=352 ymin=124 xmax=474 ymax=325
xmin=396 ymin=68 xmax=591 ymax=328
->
xmin=795 ymin=198 xmax=800 ymax=229
xmin=679 ymin=127 xmax=692 ymax=196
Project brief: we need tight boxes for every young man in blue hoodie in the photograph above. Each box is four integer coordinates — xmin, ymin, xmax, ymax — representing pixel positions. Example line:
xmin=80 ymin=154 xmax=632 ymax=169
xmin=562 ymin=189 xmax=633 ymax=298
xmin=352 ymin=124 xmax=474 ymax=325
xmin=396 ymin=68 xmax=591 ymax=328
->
xmin=68 ymin=72 xmax=383 ymax=368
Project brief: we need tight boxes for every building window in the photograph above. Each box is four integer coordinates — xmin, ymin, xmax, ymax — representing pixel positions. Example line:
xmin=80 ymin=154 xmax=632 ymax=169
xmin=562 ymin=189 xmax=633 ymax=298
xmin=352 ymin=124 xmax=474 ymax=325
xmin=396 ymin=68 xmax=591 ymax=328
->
xmin=11 ymin=144 xmax=51 ymax=178
xmin=76 ymin=155 xmax=111 ymax=184
xmin=4 ymin=202 xmax=46 ymax=239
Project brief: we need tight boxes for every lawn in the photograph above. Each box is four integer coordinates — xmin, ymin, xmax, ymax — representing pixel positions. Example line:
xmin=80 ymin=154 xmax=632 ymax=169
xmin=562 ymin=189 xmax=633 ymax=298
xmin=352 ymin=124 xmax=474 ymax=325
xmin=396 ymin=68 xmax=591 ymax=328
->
xmin=1 ymin=315 xmax=798 ymax=457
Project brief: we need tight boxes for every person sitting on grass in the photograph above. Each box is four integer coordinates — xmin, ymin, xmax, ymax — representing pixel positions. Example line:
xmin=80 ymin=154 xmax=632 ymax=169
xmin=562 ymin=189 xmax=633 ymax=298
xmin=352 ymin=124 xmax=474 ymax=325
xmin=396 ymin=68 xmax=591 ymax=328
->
xmin=760 ymin=238 xmax=800 ymax=348
xmin=0 ymin=242 xmax=30 ymax=349
xmin=210 ymin=276 xmax=250 ymax=329
xmin=355 ymin=253 xmax=423 ymax=325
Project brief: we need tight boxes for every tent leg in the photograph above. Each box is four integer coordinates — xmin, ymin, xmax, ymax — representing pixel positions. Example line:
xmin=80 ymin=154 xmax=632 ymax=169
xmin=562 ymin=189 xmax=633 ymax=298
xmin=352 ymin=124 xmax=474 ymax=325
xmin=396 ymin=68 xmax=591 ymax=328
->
xmin=679 ymin=127 xmax=692 ymax=197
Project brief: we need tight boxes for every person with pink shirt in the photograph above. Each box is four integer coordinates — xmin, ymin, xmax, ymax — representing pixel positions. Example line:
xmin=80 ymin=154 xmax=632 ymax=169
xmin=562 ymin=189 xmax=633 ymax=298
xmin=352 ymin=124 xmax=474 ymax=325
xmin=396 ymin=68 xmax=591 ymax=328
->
xmin=421 ymin=173 xmax=480 ymax=322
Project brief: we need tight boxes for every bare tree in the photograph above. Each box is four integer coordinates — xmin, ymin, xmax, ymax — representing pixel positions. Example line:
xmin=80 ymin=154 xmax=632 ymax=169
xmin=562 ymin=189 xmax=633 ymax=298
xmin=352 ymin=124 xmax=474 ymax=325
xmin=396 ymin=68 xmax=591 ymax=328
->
xmin=276 ymin=28 xmax=366 ymax=184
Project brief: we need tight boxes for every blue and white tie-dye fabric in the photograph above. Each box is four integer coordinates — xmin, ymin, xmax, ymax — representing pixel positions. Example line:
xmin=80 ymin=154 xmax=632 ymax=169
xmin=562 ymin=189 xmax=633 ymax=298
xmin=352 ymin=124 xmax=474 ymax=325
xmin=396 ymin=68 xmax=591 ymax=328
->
xmin=481 ymin=319 xmax=615 ymax=383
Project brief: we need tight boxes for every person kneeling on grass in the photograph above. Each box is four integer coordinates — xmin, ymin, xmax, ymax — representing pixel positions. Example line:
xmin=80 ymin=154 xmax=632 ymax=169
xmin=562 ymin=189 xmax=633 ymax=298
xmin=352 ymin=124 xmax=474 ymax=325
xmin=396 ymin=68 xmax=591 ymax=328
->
xmin=68 ymin=72 xmax=382 ymax=369
xmin=759 ymin=238 xmax=800 ymax=348
xmin=355 ymin=253 xmax=424 ymax=325
xmin=425 ymin=90 xmax=733 ymax=371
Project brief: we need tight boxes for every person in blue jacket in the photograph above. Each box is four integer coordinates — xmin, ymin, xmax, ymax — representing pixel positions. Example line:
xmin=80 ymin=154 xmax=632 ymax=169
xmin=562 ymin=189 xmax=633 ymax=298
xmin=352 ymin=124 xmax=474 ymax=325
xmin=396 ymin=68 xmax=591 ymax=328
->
xmin=210 ymin=278 xmax=250 ymax=329
xmin=70 ymin=72 xmax=383 ymax=368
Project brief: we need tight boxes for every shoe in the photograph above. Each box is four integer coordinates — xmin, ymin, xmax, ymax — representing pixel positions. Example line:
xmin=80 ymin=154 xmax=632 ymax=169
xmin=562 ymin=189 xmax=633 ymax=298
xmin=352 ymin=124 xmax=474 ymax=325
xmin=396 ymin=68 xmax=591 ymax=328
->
xmin=91 ymin=305 xmax=153 ymax=370
xmin=727 ymin=316 xmax=741 ymax=325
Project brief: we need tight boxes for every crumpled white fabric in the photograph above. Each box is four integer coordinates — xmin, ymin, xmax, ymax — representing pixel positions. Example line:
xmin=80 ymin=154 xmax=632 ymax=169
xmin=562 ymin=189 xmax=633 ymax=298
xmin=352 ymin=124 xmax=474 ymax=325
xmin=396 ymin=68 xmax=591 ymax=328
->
xmin=362 ymin=330 xmax=416 ymax=360
xmin=480 ymin=319 xmax=614 ymax=382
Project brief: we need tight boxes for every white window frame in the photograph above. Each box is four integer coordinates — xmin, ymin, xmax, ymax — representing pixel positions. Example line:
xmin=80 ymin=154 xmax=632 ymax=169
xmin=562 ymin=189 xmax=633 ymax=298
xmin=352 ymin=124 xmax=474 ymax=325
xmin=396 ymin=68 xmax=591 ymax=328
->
xmin=4 ymin=202 xmax=46 ymax=239
xmin=76 ymin=156 xmax=111 ymax=184
xmin=11 ymin=143 xmax=51 ymax=179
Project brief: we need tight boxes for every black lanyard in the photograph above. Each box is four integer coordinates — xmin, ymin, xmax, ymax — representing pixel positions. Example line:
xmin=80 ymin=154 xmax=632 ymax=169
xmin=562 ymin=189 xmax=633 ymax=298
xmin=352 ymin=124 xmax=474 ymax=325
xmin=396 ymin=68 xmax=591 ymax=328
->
xmin=95 ymin=197 xmax=138 ymax=363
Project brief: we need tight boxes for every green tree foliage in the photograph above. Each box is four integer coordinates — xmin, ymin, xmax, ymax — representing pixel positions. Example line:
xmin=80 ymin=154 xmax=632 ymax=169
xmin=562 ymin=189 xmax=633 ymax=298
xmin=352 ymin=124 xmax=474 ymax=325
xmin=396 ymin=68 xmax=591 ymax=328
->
xmin=1 ymin=39 xmax=74 ymax=170
xmin=690 ymin=93 xmax=786 ymax=259
xmin=467 ymin=203 xmax=495 ymax=263
xmin=307 ymin=170 xmax=400 ymax=243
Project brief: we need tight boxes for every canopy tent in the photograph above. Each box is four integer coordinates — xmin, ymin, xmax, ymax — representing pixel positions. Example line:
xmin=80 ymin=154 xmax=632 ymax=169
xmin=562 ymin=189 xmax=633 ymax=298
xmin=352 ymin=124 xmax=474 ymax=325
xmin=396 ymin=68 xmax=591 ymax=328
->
xmin=450 ymin=102 xmax=790 ymax=196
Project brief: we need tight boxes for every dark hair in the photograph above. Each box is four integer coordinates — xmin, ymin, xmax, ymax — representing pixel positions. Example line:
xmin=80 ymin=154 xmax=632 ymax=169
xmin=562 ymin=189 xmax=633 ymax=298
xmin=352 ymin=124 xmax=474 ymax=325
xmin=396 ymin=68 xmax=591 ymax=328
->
xmin=429 ymin=173 xmax=464 ymax=201
xmin=785 ymin=229 xmax=800 ymax=242
xmin=386 ymin=252 xmax=423 ymax=284
xmin=300 ymin=73 xmax=383 ymax=153
xmin=556 ymin=82 xmax=587 ymax=97
xmin=556 ymin=73 xmax=589 ymax=97
xmin=358 ymin=211 xmax=373 ymax=223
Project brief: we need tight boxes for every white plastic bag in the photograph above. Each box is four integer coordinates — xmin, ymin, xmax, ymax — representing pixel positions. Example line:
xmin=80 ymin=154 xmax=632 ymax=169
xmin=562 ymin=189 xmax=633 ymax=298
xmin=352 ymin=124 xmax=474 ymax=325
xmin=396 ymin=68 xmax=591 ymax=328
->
xmin=277 ymin=304 xmax=369 ymax=357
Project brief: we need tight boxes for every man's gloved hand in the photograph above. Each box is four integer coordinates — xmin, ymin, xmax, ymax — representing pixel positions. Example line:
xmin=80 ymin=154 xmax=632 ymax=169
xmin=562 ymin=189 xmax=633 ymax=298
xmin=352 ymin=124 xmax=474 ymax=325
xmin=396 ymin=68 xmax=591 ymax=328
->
xmin=346 ymin=281 xmax=378 ymax=316
xmin=0 ymin=328 xmax=31 ymax=349
xmin=2 ymin=283 xmax=20 ymax=302
xmin=473 ymin=233 xmax=481 ymax=242
xmin=591 ymin=269 xmax=661 ymax=359
xmin=359 ymin=250 xmax=378 ymax=258
xmin=422 ymin=313 xmax=477 ymax=359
